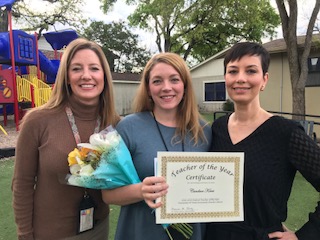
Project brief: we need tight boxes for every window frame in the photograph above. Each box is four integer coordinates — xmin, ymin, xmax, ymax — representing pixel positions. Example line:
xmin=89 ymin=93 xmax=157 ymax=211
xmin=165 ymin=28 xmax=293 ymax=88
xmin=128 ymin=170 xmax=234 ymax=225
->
xmin=203 ymin=80 xmax=226 ymax=102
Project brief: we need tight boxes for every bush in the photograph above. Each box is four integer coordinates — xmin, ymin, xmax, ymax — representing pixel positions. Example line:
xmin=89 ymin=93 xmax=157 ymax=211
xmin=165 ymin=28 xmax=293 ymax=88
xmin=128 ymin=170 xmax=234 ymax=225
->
xmin=223 ymin=99 xmax=234 ymax=111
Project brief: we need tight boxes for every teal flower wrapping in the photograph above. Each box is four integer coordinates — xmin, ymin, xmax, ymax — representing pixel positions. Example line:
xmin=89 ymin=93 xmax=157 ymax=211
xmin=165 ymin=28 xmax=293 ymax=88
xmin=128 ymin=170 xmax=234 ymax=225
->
xmin=66 ymin=125 xmax=192 ymax=239
xmin=66 ymin=126 xmax=140 ymax=189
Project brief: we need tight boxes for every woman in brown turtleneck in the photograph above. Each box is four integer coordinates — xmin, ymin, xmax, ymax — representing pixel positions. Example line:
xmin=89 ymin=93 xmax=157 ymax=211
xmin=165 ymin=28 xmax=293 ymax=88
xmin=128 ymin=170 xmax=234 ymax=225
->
xmin=12 ymin=38 xmax=120 ymax=240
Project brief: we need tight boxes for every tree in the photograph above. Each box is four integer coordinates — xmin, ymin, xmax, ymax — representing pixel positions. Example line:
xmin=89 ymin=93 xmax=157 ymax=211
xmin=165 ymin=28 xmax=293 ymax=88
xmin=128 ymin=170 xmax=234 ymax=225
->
xmin=276 ymin=0 xmax=320 ymax=119
xmin=81 ymin=21 xmax=151 ymax=73
xmin=100 ymin=0 xmax=280 ymax=62
xmin=0 ymin=9 xmax=8 ymax=32
xmin=0 ymin=0 xmax=86 ymax=39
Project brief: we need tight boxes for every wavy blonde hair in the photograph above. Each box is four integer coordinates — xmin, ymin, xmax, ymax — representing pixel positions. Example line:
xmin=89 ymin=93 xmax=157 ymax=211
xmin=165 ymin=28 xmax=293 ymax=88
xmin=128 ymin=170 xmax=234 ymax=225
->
xmin=23 ymin=38 xmax=120 ymax=128
xmin=133 ymin=52 xmax=207 ymax=145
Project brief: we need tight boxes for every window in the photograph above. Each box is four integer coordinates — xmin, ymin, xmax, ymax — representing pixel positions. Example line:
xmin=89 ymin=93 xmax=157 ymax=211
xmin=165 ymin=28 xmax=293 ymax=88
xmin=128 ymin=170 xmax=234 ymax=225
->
xmin=307 ymin=57 xmax=320 ymax=87
xmin=308 ymin=57 xmax=320 ymax=72
xmin=204 ymin=82 xmax=226 ymax=101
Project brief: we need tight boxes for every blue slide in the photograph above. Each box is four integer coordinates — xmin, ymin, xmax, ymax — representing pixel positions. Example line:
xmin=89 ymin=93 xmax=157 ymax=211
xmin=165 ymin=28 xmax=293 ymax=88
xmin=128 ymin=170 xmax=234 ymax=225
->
xmin=38 ymin=51 xmax=60 ymax=83
xmin=40 ymin=30 xmax=78 ymax=83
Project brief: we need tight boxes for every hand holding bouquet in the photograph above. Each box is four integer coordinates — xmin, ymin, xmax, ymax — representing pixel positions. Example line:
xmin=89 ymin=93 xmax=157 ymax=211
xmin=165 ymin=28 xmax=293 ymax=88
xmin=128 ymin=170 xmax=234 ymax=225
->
xmin=65 ymin=126 xmax=193 ymax=239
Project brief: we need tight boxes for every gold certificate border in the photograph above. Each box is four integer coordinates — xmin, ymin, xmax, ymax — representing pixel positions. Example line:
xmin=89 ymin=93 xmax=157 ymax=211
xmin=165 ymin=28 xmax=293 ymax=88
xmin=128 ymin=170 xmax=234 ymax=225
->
xmin=159 ymin=155 xmax=241 ymax=220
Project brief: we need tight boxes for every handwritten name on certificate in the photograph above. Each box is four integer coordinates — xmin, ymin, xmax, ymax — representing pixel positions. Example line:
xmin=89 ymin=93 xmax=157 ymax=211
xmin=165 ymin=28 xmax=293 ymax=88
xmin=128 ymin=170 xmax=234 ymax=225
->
xmin=155 ymin=152 xmax=244 ymax=224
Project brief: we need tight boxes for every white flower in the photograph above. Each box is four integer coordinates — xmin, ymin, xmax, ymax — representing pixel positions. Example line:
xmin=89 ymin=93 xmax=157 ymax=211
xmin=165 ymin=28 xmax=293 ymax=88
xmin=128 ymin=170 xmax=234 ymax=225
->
xmin=70 ymin=164 xmax=81 ymax=175
xmin=68 ymin=126 xmax=122 ymax=183
xmin=79 ymin=164 xmax=95 ymax=176
xmin=78 ymin=130 xmax=120 ymax=152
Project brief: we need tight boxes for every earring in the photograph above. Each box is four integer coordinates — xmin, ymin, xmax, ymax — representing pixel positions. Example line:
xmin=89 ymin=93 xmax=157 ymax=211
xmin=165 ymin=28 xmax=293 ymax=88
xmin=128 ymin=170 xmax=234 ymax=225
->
xmin=261 ymin=85 xmax=265 ymax=91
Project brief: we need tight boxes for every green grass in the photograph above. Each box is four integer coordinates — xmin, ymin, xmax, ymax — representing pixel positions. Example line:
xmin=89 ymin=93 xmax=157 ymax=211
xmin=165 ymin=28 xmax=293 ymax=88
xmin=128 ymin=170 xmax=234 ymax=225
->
xmin=284 ymin=172 xmax=320 ymax=231
xmin=109 ymin=205 xmax=120 ymax=239
xmin=0 ymin=114 xmax=212 ymax=239
xmin=0 ymin=158 xmax=120 ymax=240
xmin=201 ymin=112 xmax=320 ymax=230
xmin=202 ymin=112 xmax=213 ymax=123
xmin=201 ymin=112 xmax=230 ymax=123
xmin=1 ymin=157 xmax=319 ymax=239
xmin=0 ymin=159 xmax=16 ymax=240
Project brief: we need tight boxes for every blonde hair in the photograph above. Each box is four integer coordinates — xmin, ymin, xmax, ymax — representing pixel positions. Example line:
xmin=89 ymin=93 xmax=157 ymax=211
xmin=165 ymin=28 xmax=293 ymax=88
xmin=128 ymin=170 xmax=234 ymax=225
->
xmin=23 ymin=38 xmax=120 ymax=128
xmin=133 ymin=52 xmax=207 ymax=145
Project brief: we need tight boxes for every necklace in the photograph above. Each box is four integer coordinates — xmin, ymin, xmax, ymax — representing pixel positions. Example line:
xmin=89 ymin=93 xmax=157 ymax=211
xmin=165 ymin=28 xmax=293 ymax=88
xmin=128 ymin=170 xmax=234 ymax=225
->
xmin=65 ymin=106 xmax=101 ymax=144
xmin=152 ymin=111 xmax=184 ymax=152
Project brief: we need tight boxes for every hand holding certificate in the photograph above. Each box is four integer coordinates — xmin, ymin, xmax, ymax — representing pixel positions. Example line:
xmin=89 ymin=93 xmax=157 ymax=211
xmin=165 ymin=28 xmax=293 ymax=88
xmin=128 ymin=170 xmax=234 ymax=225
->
xmin=155 ymin=152 xmax=244 ymax=224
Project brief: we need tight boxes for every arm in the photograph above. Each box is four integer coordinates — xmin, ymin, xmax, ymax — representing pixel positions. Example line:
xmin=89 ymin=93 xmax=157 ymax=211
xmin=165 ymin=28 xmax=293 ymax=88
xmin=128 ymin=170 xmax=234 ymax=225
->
xmin=102 ymin=183 xmax=143 ymax=206
xmin=109 ymin=116 xmax=168 ymax=206
xmin=285 ymin=127 xmax=320 ymax=239
xmin=102 ymin=176 xmax=168 ymax=207
xmin=12 ymin=116 xmax=40 ymax=240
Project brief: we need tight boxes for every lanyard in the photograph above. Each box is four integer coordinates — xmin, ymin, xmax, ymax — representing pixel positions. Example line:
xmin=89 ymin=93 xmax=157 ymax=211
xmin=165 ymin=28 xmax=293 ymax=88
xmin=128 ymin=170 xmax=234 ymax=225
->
xmin=152 ymin=112 xmax=184 ymax=152
xmin=65 ymin=106 xmax=101 ymax=144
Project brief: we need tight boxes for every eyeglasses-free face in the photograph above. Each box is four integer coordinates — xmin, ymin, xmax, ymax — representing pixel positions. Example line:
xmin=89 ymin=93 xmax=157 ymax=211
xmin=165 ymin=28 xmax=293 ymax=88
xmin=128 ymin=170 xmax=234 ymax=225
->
xmin=68 ymin=49 xmax=105 ymax=106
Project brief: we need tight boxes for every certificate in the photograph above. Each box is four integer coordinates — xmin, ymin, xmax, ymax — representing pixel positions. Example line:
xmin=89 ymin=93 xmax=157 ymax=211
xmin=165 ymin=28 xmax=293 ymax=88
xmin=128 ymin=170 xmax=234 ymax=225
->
xmin=155 ymin=152 xmax=244 ymax=223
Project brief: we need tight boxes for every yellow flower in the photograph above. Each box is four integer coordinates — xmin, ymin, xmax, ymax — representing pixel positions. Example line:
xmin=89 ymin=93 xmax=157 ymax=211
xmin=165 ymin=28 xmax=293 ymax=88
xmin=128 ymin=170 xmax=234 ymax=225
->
xmin=68 ymin=148 xmax=82 ymax=166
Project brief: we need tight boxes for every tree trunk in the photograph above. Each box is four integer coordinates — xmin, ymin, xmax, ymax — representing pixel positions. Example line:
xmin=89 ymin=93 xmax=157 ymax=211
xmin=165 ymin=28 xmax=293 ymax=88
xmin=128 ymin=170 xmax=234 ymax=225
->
xmin=292 ymin=83 xmax=305 ymax=120
xmin=276 ymin=0 xmax=320 ymax=120
xmin=287 ymin=50 xmax=304 ymax=120
xmin=164 ymin=37 xmax=171 ymax=52
xmin=0 ymin=9 xmax=8 ymax=32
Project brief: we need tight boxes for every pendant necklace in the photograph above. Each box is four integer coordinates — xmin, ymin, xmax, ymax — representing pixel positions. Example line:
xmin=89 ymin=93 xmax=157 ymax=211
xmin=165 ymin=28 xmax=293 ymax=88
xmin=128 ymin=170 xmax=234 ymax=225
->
xmin=152 ymin=111 xmax=184 ymax=152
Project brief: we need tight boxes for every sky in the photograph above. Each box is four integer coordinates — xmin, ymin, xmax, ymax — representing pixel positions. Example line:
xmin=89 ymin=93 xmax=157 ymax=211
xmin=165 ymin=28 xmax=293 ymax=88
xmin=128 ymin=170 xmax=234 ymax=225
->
xmin=81 ymin=0 xmax=318 ymax=48
xmin=10 ymin=0 xmax=320 ymax=52
xmin=82 ymin=0 xmax=133 ymax=23
xmin=269 ymin=0 xmax=317 ymax=38
xmin=79 ymin=0 xmax=157 ymax=52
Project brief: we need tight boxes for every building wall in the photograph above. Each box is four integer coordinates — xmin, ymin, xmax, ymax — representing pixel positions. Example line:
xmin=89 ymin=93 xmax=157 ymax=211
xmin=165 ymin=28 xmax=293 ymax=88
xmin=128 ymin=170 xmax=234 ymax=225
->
xmin=191 ymin=58 xmax=225 ymax=112
xmin=264 ymin=52 xmax=320 ymax=134
xmin=38 ymin=37 xmax=54 ymax=51
xmin=260 ymin=52 xmax=288 ymax=112
xmin=306 ymin=87 xmax=320 ymax=135
xmin=113 ymin=81 xmax=140 ymax=116
xmin=191 ymin=51 xmax=320 ymax=136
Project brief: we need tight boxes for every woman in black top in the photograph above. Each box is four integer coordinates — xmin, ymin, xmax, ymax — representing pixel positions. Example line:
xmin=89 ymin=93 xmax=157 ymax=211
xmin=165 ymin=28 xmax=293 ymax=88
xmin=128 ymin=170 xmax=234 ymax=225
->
xmin=206 ymin=42 xmax=320 ymax=240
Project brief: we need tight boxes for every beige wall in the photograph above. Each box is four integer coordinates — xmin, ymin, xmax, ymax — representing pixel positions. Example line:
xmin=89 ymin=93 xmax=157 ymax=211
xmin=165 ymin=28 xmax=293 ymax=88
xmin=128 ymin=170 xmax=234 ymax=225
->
xmin=191 ymin=59 xmax=225 ymax=112
xmin=191 ymin=58 xmax=224 ymax=78
xmin=191 ymin=51 xmax=320 ymax=137
xmin=260 ymin=52 xmax=291 ymax=112
xmin=38 ymin=37 xmax=54 ymax=51
xmin=259 ymin=52 xmax=320 ymax=136
xmin=306 ymin=87 xmax=320 ymax=134
xmin=113 ymin=81 xmax=139 ymax=116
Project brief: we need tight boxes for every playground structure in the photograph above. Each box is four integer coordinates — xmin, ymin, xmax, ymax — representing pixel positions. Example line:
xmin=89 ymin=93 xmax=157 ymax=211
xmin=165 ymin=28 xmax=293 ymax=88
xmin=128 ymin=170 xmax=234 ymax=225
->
xmin=0 ymin=0 xmax=78 ymax=131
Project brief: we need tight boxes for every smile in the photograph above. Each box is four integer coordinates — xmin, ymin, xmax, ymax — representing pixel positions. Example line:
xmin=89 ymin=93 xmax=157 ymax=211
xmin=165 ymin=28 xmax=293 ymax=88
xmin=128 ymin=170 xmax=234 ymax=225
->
xmin=80 ymin=84 xmax=95 ymax=89
xmin=233 ymin=87 xmax=250 ymax=90
xmin=161 ymin=95 xmax=174 ymax=99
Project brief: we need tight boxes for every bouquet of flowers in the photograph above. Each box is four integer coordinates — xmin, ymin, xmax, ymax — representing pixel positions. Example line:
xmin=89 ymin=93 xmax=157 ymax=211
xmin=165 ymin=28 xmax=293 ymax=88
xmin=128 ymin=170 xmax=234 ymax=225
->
xmin=66 ymin=126 xmax=193 ymax=239
xmin=66 ymin=125 xmax=140 ymax=189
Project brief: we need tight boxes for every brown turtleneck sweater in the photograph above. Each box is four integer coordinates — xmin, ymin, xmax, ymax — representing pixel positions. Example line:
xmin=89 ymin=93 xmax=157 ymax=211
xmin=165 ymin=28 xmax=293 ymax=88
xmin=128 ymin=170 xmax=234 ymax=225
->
xmin=12 ymin=98 xmax=109 ymax=240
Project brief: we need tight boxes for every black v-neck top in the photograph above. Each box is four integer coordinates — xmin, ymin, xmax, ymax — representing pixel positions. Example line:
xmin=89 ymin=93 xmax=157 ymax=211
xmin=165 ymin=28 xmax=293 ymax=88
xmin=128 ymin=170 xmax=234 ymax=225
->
xmin=206 ymin=114 xmax=320 ymax=240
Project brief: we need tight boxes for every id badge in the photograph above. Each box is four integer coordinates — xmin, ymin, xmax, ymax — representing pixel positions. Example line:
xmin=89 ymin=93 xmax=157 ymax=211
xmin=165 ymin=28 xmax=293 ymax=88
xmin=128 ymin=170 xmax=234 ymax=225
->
xmin=78 ymin=191 xmax=95 ymax=233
